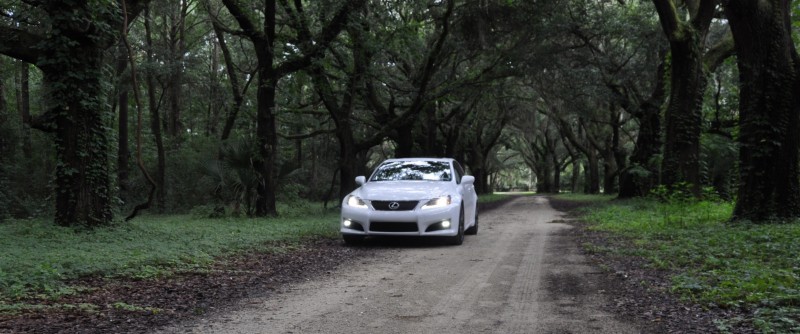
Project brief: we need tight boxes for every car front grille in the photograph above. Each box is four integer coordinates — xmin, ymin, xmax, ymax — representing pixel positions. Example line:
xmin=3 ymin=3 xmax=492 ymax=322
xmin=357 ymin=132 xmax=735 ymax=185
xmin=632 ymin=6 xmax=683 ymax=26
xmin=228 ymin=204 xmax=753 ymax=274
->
xmin=370 ymin=222 xmax=419 ymax=232
xmin=371 ymin=200 xmax=419 ymax=211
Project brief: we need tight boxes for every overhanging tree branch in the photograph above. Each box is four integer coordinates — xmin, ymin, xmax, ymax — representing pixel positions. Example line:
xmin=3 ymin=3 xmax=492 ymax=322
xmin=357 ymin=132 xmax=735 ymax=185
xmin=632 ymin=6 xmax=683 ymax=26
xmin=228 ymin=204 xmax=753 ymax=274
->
xmin=279 ymin=128 xmax=336 ymax=140
xmin=703 ymin=32 xmax=734 ymax=72
xmin=276 ymin=0 xmax=367 ymax=77
xmin=0 ymin=26 xmax=42 ymax=64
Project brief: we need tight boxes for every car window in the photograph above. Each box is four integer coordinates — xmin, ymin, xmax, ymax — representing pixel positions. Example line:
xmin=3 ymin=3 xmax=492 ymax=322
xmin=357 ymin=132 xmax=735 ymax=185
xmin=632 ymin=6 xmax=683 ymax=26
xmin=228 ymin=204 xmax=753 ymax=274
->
xmin=370 ymin=161 xmax=452 ymax=182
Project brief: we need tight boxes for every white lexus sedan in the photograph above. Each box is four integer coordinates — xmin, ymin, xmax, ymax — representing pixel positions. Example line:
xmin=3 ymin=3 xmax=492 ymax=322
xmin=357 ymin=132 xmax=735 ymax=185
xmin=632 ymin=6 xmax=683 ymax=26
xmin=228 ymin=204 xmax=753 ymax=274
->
xmin=340 ymin=158 xmax=478 ymax=245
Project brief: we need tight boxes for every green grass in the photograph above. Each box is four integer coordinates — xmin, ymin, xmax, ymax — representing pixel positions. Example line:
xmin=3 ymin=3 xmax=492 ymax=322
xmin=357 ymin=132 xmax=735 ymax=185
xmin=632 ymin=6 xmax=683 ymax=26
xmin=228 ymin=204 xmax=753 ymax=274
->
xmin=0 ymin=202 xmax=340 ymax=304
xmin=579 ymin=196 xmax=800 ymax=333
xmin=0 ymin=195 xmax=526 ymax=305
xmin=553 ymin=193 xmax=616 ymax=203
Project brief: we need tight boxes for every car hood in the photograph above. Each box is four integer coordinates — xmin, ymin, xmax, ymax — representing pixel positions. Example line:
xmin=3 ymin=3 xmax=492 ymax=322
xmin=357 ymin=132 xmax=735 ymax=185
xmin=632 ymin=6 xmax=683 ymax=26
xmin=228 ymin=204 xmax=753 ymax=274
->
xmin=356 ymin=181 xmax=454 ymax=201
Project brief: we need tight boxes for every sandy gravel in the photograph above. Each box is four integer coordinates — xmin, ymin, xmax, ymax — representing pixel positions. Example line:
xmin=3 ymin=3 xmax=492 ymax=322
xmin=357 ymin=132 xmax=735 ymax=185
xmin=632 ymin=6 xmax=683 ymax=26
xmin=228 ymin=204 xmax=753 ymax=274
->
xmin=153 ymin=196 xmax=644 ymax=334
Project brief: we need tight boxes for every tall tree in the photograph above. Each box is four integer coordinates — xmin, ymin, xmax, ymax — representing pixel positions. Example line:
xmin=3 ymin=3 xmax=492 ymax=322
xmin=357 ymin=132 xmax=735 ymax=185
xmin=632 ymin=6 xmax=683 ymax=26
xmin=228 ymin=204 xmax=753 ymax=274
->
xmin=16 ymin=61 xmax=33 ymax=158
xmin=651 ymin=0 xmax=716 ymax=193
xmin=114 ymin=44 xmax=131 ymax=198
xmin=144 ymin=4 xmax=167 ymax=212
xmin=164 ymin=0 xmax=191 ymax=138
xmin=0 ymin=1 xmax=149 ymax=227
xmin=724 ymin=0 xmax=800 ymax=221
xmin=617 ymin=57 xmax=667 ymax=197
xmin=565 ymin=0 xmax=665 ymax=197
xmin=0 ymin=61 xmax=10 ymax=220
xmin=309 ymin=0 xmax=456 ymax=200
xmin=216 ymin=0 xmax=364 ymax=216
xmin=464 ymin=96 xmax=512 ymax=194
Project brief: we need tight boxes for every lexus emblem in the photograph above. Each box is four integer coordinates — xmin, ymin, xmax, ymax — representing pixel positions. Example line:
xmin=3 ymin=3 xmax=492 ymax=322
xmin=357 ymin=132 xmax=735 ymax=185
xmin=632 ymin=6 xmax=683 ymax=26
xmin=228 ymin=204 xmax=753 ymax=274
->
xmin=388 ymin=202 xmax=401 ymax=210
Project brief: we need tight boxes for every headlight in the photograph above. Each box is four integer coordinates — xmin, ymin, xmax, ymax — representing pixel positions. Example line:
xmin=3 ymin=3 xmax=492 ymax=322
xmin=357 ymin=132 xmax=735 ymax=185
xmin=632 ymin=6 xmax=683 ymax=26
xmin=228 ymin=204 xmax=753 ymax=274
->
xmin=422 ymin=195 xmax=451 ymax=209
xmin=346 ymin=195 xmax=368 ymax=208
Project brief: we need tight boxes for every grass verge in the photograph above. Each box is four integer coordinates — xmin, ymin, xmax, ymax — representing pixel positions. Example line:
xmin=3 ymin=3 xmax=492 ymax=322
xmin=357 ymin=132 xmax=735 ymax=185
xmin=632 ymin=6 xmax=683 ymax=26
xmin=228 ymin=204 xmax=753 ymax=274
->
xmin=572 ymin=195 xmax=800 ymax=333
xmin=2 ymin=194 xmax=504 ymax=311
xmin=0 ymin=203 xmax=340 ymax=305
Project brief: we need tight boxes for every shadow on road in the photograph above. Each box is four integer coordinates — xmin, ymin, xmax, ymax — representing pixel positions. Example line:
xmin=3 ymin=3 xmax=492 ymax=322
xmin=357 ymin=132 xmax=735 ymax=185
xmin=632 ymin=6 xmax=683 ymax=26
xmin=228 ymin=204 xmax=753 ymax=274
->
xmin=341 ymin=235 xmax=465 ymax=249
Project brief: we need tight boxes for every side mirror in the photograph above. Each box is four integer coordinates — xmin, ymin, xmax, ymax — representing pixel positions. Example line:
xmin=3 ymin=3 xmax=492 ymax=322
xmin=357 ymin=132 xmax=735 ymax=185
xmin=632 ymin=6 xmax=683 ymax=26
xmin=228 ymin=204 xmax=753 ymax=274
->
xmin=461 ymin=175 xmax=475 ymax=185
xmin=355 ymin=176 xmax=366 ymax=185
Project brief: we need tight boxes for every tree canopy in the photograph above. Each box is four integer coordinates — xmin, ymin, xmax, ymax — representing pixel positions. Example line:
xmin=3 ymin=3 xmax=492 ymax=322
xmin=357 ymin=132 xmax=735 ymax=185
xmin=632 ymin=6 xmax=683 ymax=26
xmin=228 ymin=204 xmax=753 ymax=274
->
xmin=0 ymin=0 xmax=797 ymax=225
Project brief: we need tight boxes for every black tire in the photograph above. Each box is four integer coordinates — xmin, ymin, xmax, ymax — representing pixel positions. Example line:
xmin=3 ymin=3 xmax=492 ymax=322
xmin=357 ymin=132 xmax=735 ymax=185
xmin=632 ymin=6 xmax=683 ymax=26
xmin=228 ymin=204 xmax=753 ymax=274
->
xmin=465 ymin=209 xmax=478 ymax=235
xmin=342 ymin=234 xmax=364 ymax=245
xmin=448 ymin=205 xmax=465 ymax=245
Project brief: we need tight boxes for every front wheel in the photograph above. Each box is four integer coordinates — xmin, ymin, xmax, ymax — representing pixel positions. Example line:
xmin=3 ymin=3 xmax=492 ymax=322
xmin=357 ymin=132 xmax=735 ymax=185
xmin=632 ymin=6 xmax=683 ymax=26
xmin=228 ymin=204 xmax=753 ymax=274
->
xmin=448 ymin=205 xmax=465 ymax=245
xmin=465 ymin=209 xmax=478 ymax=235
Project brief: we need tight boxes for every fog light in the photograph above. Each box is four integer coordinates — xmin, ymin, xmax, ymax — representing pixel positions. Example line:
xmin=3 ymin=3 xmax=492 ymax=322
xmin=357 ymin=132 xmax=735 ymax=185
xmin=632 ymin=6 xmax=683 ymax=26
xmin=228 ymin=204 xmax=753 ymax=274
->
xmin=343 ymin=219 xmax=352 ymax=227
xmin=441 ymin=220 xmax=451 ymax=228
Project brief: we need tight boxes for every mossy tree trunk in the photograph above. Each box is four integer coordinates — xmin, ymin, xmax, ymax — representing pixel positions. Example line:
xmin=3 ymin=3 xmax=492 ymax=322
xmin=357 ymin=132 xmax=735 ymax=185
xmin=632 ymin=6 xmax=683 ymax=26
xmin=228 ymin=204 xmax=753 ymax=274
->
xmin=724 ymin=0 xmax=800 ymax=221
xmin=652 ymin=0 xmax=716 ymax=195
xmin=46 ymin=59 xmax=113 ymax=227
xmin=661 ymin=38 xmax=706 ymax=192
xmin=0 ymin=1 xmax=148 ymax=227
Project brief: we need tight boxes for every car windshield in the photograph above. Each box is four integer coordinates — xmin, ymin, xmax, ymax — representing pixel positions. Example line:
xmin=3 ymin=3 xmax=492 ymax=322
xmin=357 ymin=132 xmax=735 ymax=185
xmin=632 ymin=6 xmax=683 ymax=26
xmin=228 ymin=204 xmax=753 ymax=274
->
xmin=370 ymin=160 xmax=452 ymax=182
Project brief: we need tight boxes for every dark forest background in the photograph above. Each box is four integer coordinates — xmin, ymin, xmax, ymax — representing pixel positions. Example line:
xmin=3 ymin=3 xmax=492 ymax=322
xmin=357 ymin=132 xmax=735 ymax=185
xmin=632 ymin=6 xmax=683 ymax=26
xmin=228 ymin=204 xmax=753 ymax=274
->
xmin=0 ymin=0 xmax=798 ymax=226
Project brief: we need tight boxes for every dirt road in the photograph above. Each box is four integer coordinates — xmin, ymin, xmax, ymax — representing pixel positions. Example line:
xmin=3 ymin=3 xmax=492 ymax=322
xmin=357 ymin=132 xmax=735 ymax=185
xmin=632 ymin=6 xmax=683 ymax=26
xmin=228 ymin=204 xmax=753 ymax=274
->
xmin=154 ymin=196 xmax=644 ymax=334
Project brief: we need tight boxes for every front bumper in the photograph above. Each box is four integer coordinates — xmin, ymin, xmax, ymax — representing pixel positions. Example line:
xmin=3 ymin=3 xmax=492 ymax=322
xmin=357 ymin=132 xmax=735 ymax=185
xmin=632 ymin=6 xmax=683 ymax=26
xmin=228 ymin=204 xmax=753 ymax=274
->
xmin=340 ymin=203 xmax=460 ymax=237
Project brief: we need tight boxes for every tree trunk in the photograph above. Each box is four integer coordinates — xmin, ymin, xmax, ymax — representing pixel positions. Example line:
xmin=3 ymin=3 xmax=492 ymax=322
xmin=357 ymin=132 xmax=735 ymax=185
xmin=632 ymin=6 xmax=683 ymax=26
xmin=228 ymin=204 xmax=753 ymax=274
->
xmin=166 ymin=0 xmax=188 ymax=138
xmin=618 ymin=58 xmax=666 ymax=198
xmin=551 ymin=154 xmax=561 ymax=194
xmin=116 ymin=44 xmax=130 ymax=197
xmin=393 ymin=123 xmax=415 ymax=158
xmin=651 ymin=0 xmax=715 ymax=195
xmin=0 ymin=0 xmax=148 ymax=227
xmin=725 ymin=0 xmax=800 ymax=221
xmin=0 ymin=67 xmax=12 ymax=220
xmin=601 ymin=145 xmax=618 ymax=194
xmin=255 ymin=0 xmax=279 ymax=216
xmin=586 ymin=146 xmax=600 ymax=194
xmin=17 ymin=61 xmax=32 ymax=158
xmin=473 ymin=166 xmax=490 ymax=194
xmin=207 ymin=34 xmax=221 ymax=136
xmin=425 ymin=104 xmax=438 ymax=156
xmin=145 ymin=6 xmax=166 ymax=212
xmin=619 ymin=128 xmax=660 ymax=195
xmin=661 ymin=36 xmax=705 ymax=193
xmin=253 ymin=57 xmax=279 ymax=217
xmin=0 ymin=69 xmax=6 ymax=130
xmin=219 ymin=0 xmax=282 ymax=217
xmin=35 ymin=1 xmax=127 ymax=227
xmin=535 ymin=156 xmax=553 ymax=194
xmin=571 ymin=160 xmax=581 ymax=193
xmin=118 ymin=87 xmax=130 ymax=194
xmin=44 ymin=55 xmax=112 ymax=227
xmin=337 ymin=124 xmax=358 ymax=201
xmin=610 ymin=109 xmax=625 ymax=194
